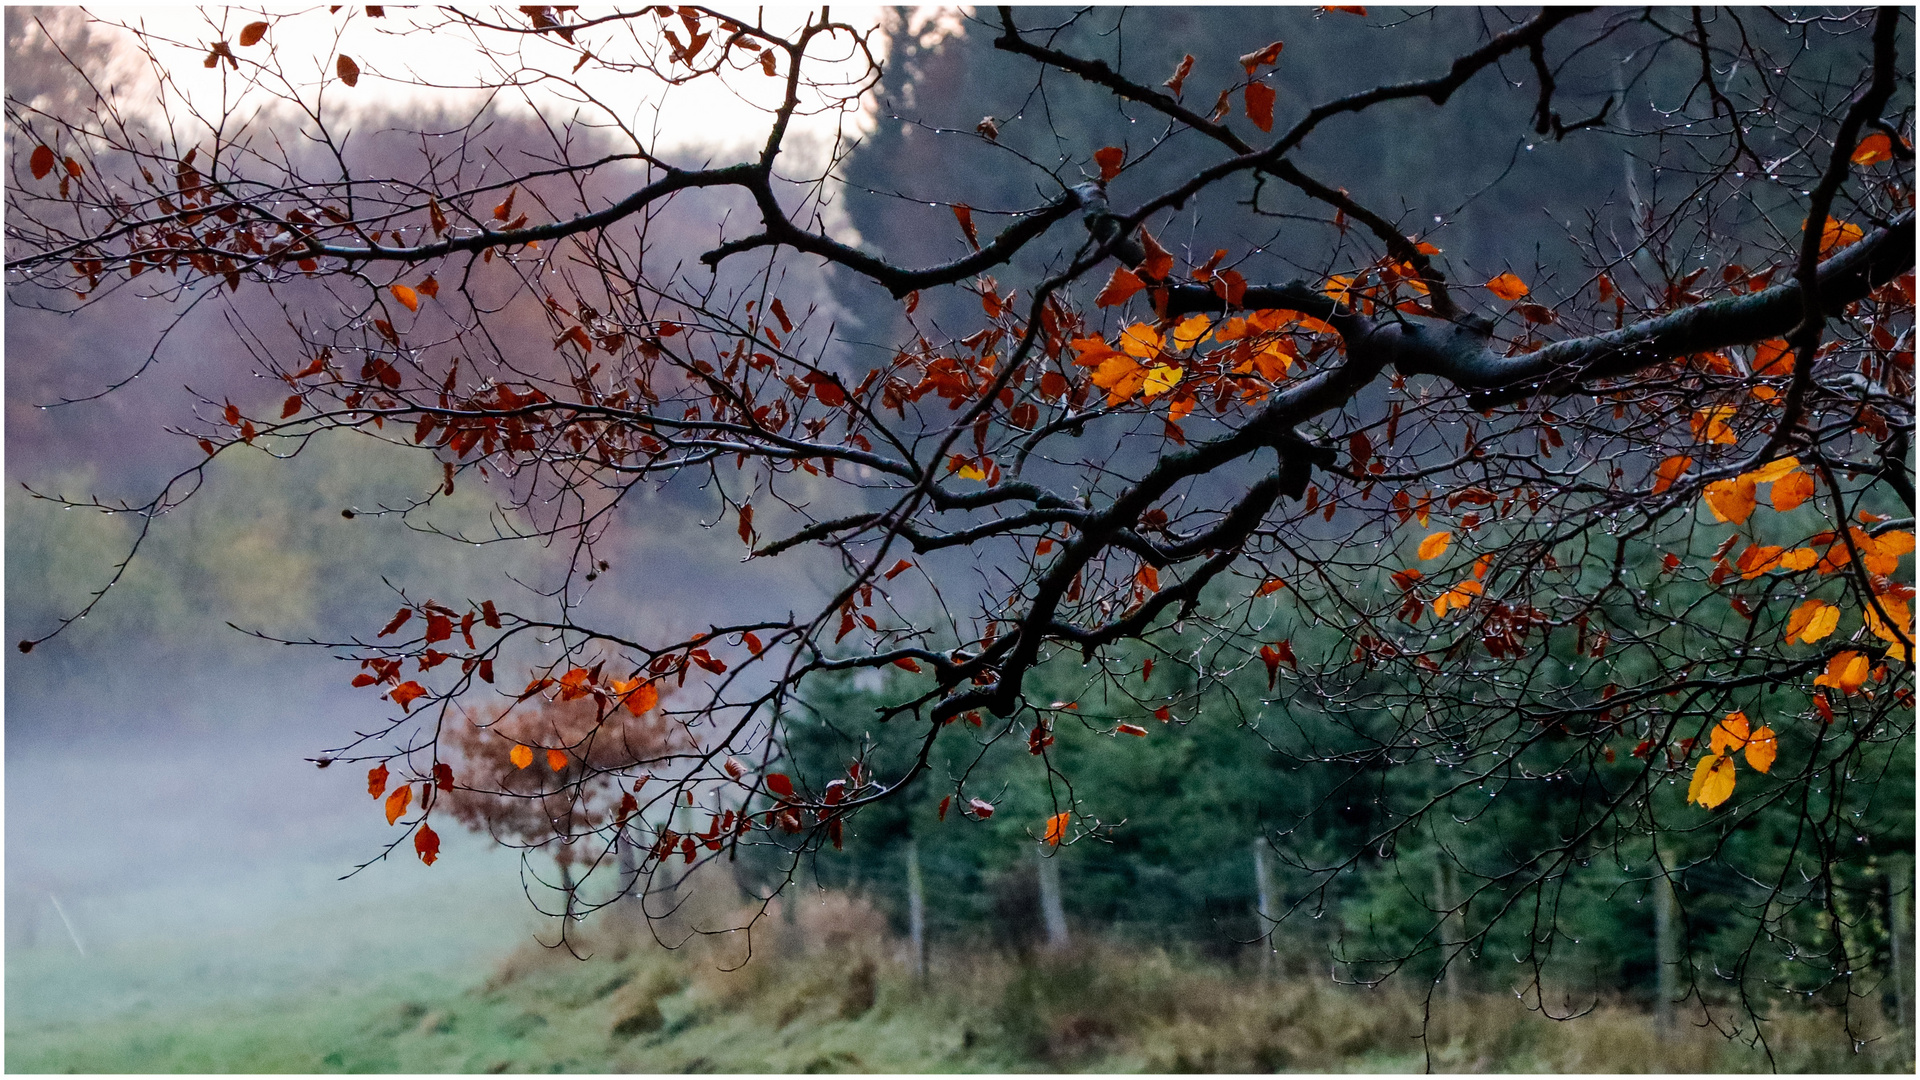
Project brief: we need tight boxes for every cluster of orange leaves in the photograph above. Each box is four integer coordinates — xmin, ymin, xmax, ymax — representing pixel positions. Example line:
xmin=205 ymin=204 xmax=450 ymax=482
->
xmin=1685 ymin=712 xmax=1777 ymax=810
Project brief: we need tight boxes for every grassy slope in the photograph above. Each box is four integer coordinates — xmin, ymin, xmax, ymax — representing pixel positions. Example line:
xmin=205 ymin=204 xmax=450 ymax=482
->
xmin=8 ymin=890 xmax=1909 ymax=1073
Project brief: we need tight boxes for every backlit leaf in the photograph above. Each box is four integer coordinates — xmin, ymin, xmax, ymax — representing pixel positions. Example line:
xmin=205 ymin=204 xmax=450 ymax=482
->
xmin=1417 ymin=531 xmax=1451 ymax=561
xmin=1709 ymin=712 xmax=1750 ymax=756
xmin=1812 ymin=650 xmax=1870 ymax=695
xmin=1094 ymin=146 xmax=1125 ymax=181
xmin=1119 ymin=323 xmax=1164 ymax=358
xmin=547 ymin=748 xmax=568 ymax=771
xmin=1687 ymin=753 xmax=1736 ymax=809
xmin=1852 ymin=131 xmax=1894 ymax=165
xmin=388 ymin=680 xmax=427 ymax=712
xmin=1117 ymin=723 xmax=1148 ymax=737
xmin=1703 ymin=477 xmax=1757 ymax=523
xmin=1770 ymin=470 xmax=1815 ymax=512
xmin=1255 ymin=578 xmax=1286 ymax=597
xmin=1690 ymin=405 xmax=1737 ymax=445
xmin=1485 ymin=272 xmax=1529 ymax=301
xmin=510 ymin=744 xmax=534 ymax=769
xmin=1651 ymin=455 xmax=1692 ymax=494
xmin=390 ymin=283 xmax=420 ymax=311
xmin=1744 ymin=728 xmax=1777 ymax=773
xmin=385 ymin=783 xmax=412 ymax=825
xmin=1141 ymin=365 xmax=1182 ymax=398
xmin=1043 ymin=811 xmax=1069 ymax=846
xmin=1742 ymin=456 xmax=1799 ymax=484
xmin=414 ymin=823 xmax=440 ymax=865
xmin=1095 ymin=266 xmax=1146 ymax=307
xmin=1818 ymin=218 xmax=1863 ymax=256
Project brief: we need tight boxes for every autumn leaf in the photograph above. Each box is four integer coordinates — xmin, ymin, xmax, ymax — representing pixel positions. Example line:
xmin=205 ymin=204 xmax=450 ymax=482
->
xmin=414 ymin=823 xmax=440 ymax=865
xmin=1651 ymin=455 xmax=1692 ymax=494
xmin=1686 ymin=753 xmax=1736 ymax=809
xmin=1744 ymin=727 xmax=1777 ymax=773
xmin=1043 ymin=811 xmax=1070 ymax=846
xmin=1784 ymin=599 xmax=1840 ymax=644
xmin=377 ymin=607 xmax=413 ymax=637
xmin=951 ymin=204 xmax=979 ymax=250
xmin=893 ymin=657 xmax=922 ymax=672
xmin=282 ymin=395 xmax=303 ymax=419
xmin=1255 ymin=578 xmax=1286 ymax=597
xmin=1690 ymin=405 xmax=1737 ymax=445
xmin=1742 ymin=456 xmax=1799 ymax=485
xmin=30 ymin=145 xmax=55 ymax=179
xmin=968 ymin=797 xmax=995 ymax=819
xmin=1818 ymin=218 xmax=1864 ymax=256
xmin=1171 ymin=314 xmax=1212 ymax=351
xmin=1095 ymin=266 xmax=1146 ymax=307
xmin=557 ymin=666 xmax=593 ymax=701
xmin=1417 ymin=531 xmax=1451 ymax=561
xmin=388 ymin=680 xmax=427 ymax=712
xmin=547 ymin=748 xmax=568 ymax=772
xmin=1138 ymin=230 xmax=1174 ymax=281
xmin=1771 ymin=470 xmax=1815 ymax=512
xmin=367 ymin=763 xmax=390 ymax=799
xmin=1117 ymin=723 xmax=1149 ymax=737
xmin=433 ymin=762 xmax=454 ymax=791
xmin=1141 ymin=365 xmax=1183 ymax=398
xmin=1485 ymin=272 xmax=1529 ymax=301
xmin=1094 ymin=146 xmax=1125 ymax=181
xmin=1244 ymin=80 xmax=1276 ymax=133
xmin=1751 ymin=338 xmax=1793 ymax=376
xmin=385 ymin=783 xmax=412 ymax=825
xmin=1813 ymin=650 xmax=1870 ymax=695
xmin=1239 ymin=40 xmax=1285 ymax=73
xmin=336 ymin=53 xmax=361 ymax=86
xmin=1709 ymin=711 xmax=1750 ymax=756
xmin=1702 ymin=477 xmax=1757 ymax=524
xmin=1163 ymin=54 xmax=1195 ymax=97
xmin=239 ymin=21 xmax=269 ymax=46
xmin=390 ymin=283 xmax=420 ymax=312
xmin=510 ymin=744 xmax=534 ymax=769
xmin=1851 ymin=131 xmax=1895 ymax=166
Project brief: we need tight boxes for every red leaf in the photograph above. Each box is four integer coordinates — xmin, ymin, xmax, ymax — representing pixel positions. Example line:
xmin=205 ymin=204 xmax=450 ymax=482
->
xmin=29 ymin=145 xmax=54 ymax=180
xmin=938 ymin=795 xmax=952 ymax=822
xmin=766 ymin=773 xmax=795 ymax=799
xmin=414 ymin=823 xmax=440 ymax=865
xmin=281 ymin=395 xmax=303 ymax=418
xmin=1094 ymin=146 xmax=1125 ymax=181
xmin=1212 ymin=268 xmax=1248 ymax=307
xmin=1239 ymin=41 xmax=1284 ymax=73
xmin=952 ymin=204 xmax=979 ymax=250
xmin=893 ymin=657 xmax=922 ymax=672
xmin=367 ymin=763 xmax=389 ymax=798
xmin=351 ymin=673 xmax=379 ymax=687
xmin=424 ymin=613 xmax=452 ymax=644
xmin=737 ymin=502 xmax=755 ymax=546
xmin=1117 ymin=723 xmax=1149 ymax=737
xmin=1244 ymin=81 xmax=1276 ymax=133
xmin=968 ymin=797 xmax=995 ymax=819
xmin=433 ymin=762 xmax=454 ymax=791
xmin=378 ymin=607 xmax=413 ymax=637
xmin=743 ymin=632 xmax=763 ymax=654
xmin=388 ymin=681 xmax=428 ymax=712
xmin=1095 ymin=266 xmax=1146 ymax=307
xmin=884 ymin=559 xmax=914 ymax=580
xmin=481 ymin=600 xmax=501 ymax=628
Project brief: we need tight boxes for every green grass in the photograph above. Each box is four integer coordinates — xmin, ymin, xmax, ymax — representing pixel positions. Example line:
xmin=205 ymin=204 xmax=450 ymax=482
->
xmin=8 ymin=889 xmax=1911 ymax=1072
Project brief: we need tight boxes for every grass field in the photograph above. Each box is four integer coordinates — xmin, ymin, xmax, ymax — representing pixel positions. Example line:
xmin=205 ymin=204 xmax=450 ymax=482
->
xmin=8 ymin=883 xmax=1910 ymax=1073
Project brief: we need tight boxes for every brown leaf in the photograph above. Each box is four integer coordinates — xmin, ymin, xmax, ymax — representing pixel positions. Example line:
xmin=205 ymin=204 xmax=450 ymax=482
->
xmin=335 ymin=53 xmax=361 ymax=86
xmin=367 ymin=763 xmax=389 ymax=798
xmin=239 ymin=21 xmax=269 ymax=46
xmin=29 ymin=145 xmax=54 ymax=180
xmin=1163 ymin=54 xmax=1194 ymax=97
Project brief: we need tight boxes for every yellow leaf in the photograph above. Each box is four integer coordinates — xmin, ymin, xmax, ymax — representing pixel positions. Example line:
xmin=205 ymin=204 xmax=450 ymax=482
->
xmin=1651 ymin=455 xmax=1692 ymax=494
xmin=1690 ymin=405 xmax=1738 ymax=445
xmin=1865 ymin=596 xmax=1914 ymax=662
xmin=510 ymin=744 xmax=534 ymax=769
xmin=1703 ymin=477 xmax=1757 ymax=523
xmin=1485 ymin=272 xmax=1529 ymax=301
xmin=1687 ymin=753 xmax=1737 ymax=809
xmin=1771 ymin=470 xmax=1815 ymax=512
xmin=1043 ymin=811 xmax=1069 ymax=847
xmin=1709 ymin=712 xmax=1750 ymax=756
xmin=1797 ymin=601 xmax=1840 ymax=644
xmin=1776 ymin=547 xmax=1820 ymax=572
xmin=1141 ymin=364 xmax=1183 ymax=398
xmin=1744 ymin=727 xmax=1777 ymax=773
xmin=1324 ymin=274 xmax=1355 ymax=304
xmin=1119 ymin=323 xmax=1163 ymax=359
xmin=1171 ymin=314 xmax=1212 ymax=351
xmin=957 ymin=462 xmax=987 ymax=481
xmin=389 ymin=283 xmax=420 ymax=312
xmin=1865 ymin=530 xmax=1915 ymax=575
xmin=1417 ymin=531 xmax=1451 ymax=561
xmin=1819 ymin=218 xmax=1864 ymax=257
xmin=1743 ymin=456 xmax=1799 ymax=484
xmin=1812 ymin=650 xmax=1870 ymax=695
xmin=384 ymin=783 xmax=412 ymax=825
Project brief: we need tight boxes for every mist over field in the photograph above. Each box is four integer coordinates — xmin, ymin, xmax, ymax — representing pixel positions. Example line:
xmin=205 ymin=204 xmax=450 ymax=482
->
xmin=6 ymin=5 xmax=1914 ymax=1073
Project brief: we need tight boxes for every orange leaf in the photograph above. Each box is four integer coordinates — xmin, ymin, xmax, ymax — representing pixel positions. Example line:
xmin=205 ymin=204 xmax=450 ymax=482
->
xmin=384 ymin=783 xmax=412 ymax=825
xmin=951 ymin=203 xmax=979 ymax=250
xmin=1702 ymin=477 xmax=1757 ymax=524
xmin=1095 ymin=266 xmax=1146 ymax=307
xmin=1818 ymin=218 xmax=1863 ymax=257
xmin=885 ymin=559 xmax=914 ymax=580
xmin=388 ymin=680 xmax=427 ymax=712
xmin=1651 ymin=454 xmax=1692 ymax=494
xmin=1690 ymin=405 xmax=1737 ymax=445
xmin=1744 ymin=727 xmax=1777 ymax=773
xmin=623 ymin=680 xmax=660 ymax=716
xmin=1255 ymin=578 xmax=1286 ymax=597
xmin=893 ymin=657 xmax=922 ymax=672
xmin=557 ymin=666 xmax=593 ymax=701
xmin=547 ymin=748 xmax=568 ymax=772
xmin=1771 ymin=470 xmax=1814 ymax=512
xmin=1043 ymin=810 xmax=1069 ymax=846
xmin=1239 ymin=40 xmax=1285 ymax=73
xmin=390 ymin=283 xmax=420 ymax=311
xmin=1752 ymin=338 xmax=1793 ymax=376
xmin=335 ymin=53 xmax=361 ymax=86
xmin=1785 ymin=599 xmax=1840 ymax=644
xmin=1851 ymin=132 xmax=1894 ymax=166
xmin=1244 ymin=81 xmax=1276 ymax=133
xmin=1709 ymin=712 xmax=1750 ymax=756
xmin=1117 ymin=723 xmax=1149 ymax=737
xmin=1813 ymin=650 xmax=1870 ymax=695
xmin=367 ymin=763 xmax=390 ymax=799
xmin=510 ymin=744 xmax=534 ymax=769
xmin=1163 ymin=54 xmax=1195 ymax=97
xmin=1417 ymin=531 xmax=1451 ymax=561
xmin=414 ymin=823 xmax=440 ymax=865
xmin=1485 ymin=272 xmax=1530 ymax=301
xmin=1094 ymin=146 xmax=1125 ymax=181
xmin=1138 ymin=230 xmax=1174 ymax=281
